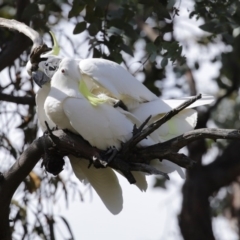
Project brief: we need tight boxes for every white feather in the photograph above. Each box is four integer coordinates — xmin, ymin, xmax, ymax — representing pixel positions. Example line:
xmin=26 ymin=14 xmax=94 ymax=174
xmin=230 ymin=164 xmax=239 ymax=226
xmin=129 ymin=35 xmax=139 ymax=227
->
xmin=70 ymin=156 xmax=123 ymax=215
xmin=35 ymin=83 xmax=55 ymax=131
xmin=79 ymin=58 xmax=158 ymax=109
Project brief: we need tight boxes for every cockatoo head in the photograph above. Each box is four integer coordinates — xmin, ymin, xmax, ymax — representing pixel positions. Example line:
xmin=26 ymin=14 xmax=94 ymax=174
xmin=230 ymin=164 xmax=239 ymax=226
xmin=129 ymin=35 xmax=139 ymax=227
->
xmin=26 ymin=31 xmax=61 ymax=88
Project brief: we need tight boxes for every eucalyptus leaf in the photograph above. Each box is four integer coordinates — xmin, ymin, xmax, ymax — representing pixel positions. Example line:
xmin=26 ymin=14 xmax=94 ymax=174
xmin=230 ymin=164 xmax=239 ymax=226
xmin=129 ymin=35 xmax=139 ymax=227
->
xmin=161 ymin=57 xmax=168 ymax=68
xmin=73 ymin=22 xmax=87 ymax=34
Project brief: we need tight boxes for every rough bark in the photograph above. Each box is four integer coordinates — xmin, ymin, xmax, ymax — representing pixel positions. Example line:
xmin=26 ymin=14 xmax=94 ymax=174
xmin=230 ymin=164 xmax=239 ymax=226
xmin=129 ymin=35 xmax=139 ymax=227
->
xmin=179 ymin=141 xmax=240 ymax=240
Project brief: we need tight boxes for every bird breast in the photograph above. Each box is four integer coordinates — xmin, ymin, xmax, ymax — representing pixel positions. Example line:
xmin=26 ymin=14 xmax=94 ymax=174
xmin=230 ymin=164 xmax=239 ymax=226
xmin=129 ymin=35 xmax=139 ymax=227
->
xmin=44 ymin=95 xmax=75 ymax=131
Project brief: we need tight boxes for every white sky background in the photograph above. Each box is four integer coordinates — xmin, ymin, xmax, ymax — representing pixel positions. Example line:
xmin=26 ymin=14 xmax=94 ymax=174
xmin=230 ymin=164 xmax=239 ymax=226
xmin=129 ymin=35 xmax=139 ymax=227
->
xmin=0 ymin=0 xmax=239 ymax=239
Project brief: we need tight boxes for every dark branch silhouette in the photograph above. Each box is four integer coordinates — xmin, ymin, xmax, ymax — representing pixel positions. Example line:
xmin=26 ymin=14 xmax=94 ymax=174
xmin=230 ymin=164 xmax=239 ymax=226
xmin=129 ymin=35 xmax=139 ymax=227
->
xmin=179 ymin=141 xmax=240 ymax=240
xmin=0 ymin=92 xmax=35 ymax=105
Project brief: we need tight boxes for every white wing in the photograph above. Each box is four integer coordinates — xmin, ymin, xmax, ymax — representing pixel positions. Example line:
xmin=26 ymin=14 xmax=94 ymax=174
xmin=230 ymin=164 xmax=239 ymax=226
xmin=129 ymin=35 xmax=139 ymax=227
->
xmin=132 ymin=101 xmax=198 ymax=141
xmin=131 ymin=95 xmax=214 ymax=141
xmin=62 ymin=97 xmax=135 ymax=150
xmin=152 ymin=109 xmax=198 ymax=142
xmin=79 ymin=58 xmax=158 ymax=109
xmin=69 ymin=156 xmax=123 ymax=215
xmin=150 ymin=159 xmax=185 ymax=179
xmin=131 ymin=95 xmax=214 ymax=117
xmin=163 ymin=95 xmax=214 ymax=109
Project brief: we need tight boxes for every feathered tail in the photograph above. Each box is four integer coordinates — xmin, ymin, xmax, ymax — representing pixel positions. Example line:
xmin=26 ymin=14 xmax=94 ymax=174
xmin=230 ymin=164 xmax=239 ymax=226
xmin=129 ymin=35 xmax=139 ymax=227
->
xmin=69 ymin=156 xmax=123 ymax=215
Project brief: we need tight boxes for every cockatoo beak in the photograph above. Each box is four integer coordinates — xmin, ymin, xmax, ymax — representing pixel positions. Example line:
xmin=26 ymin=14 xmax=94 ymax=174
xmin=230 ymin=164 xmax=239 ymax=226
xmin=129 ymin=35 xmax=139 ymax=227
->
xmin=32 ymin=70 xmax=50 ymax=88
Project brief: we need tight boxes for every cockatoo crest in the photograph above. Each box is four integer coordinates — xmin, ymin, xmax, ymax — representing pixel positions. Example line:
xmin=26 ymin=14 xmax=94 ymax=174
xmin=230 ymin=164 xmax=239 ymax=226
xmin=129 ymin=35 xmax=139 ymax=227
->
xmin=48 ymin=31 xmax=60 ymax=56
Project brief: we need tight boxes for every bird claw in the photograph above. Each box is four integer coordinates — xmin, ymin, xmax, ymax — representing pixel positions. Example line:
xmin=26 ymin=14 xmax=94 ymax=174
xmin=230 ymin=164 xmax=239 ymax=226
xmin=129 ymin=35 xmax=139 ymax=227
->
xmin=99 ymin=147 xmax=119 ymax=167
xmin=113 ymin=100 xmax=128 ymax=111
xmin=44 ymin=121 xmax=58 ymax=135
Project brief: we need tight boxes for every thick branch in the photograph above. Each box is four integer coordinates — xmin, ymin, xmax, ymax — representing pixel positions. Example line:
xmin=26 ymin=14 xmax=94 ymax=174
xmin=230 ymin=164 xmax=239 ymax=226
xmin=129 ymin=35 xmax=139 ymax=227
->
xmin=47 ymin=128 xmax=240 ymax=180
xmin=143 ymin=128 xmax=240 ymax=153
xmin=0 ymin=17 xmax=44 ymax=72
xmin=0 ymin=92 xmax=35 ymax=105
xmin=0 ymin=138 xmax=44 ymax=240
xmin=179 ymin=141 xmax=240 ymax=240
xmin=138 ymin=128 xmax=240 ymax=168
xmin=0 ymin=32 xmax=31 ymax=71
xmin=0 ymin=17 xmax=43 ymax=49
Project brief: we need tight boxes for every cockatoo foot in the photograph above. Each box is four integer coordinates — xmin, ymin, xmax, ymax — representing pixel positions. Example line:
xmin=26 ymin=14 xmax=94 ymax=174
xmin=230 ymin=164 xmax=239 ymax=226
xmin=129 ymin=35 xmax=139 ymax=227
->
xmin=113 ymin=100 xmax=128 ymax=111
xmin=41 ymin=150 xmax=65 ymax=175
xmin=44 ymin=121 xmax=58 ymax=134
xmin=100 ymin=147 xmax=119 ymax=166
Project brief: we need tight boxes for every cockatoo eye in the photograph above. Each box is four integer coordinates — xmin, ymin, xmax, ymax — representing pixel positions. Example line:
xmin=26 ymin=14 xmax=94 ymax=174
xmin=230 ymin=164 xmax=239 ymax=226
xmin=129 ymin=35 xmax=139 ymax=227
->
xmin=61 ymin=69 xmax=65 ymax=73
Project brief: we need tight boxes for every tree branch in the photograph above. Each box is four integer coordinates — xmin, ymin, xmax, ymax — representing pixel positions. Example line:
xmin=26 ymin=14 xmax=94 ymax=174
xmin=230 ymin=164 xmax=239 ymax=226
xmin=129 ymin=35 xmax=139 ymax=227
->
xmin=0 ymin=138 xmax=44 ymax=240
xmin=0 ymin=17 xmax=45 ymax=72
xmin=0 ymin=17 xmax=43 ymax=49
xmin=179 ymin=141 xmax=240 ymax=240
xmin=0 ymin=92 xmax=35 ymax=105
xmin=0 ymin=32 xmax=31 ymax=71
xmin=121 ymin=94 xmax=202 ymax=155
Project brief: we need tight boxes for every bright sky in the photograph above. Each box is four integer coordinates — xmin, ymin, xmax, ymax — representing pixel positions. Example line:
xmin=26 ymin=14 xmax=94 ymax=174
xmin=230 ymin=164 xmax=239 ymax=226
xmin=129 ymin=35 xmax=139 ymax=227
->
xmin=55 ymin=171 xmax=184 ymax=240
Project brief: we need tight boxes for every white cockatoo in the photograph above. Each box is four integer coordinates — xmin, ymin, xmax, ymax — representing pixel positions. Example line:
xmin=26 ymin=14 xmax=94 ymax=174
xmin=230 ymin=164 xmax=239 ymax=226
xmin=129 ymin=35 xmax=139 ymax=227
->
xmin=27 ymin=33 xmax=214 ymax=215
xmin=27 ymin=34 xmax=125 ymax=215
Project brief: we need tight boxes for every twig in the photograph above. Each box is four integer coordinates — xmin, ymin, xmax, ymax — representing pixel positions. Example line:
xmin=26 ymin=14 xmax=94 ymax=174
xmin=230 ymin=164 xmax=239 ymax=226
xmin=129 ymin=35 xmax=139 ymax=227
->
xmin=129 ymin=163 xmax=170 ymax=179
xmin=0 ymin=92 xmax=35 ymax=105
xmin=121 ymin=94 xmax=202 ymax=154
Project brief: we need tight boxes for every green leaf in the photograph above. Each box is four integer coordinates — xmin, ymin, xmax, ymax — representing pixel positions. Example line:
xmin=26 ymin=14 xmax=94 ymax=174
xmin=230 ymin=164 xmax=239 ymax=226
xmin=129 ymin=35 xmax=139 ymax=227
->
xmin=88 ymin=23 xmax=99 ymax=36
xmin=109 ymin=35 xmax=123 ymax=45
xmin=153 ymin=177 xmax=167 ymax=189
xmin=68 ymin=0 xmax=85 ymax=18
xmin=199 ymin=20 xmax=222 ymax=34
xmin=167 ymin=0 xmax=177 ymax=10
xmin=161 ymin=57 xmax=168 ymax=68
xmin=22 ymin=3 xmax=39 ymax=19
xmin=37 ymin=0 xmax=51 ymax=4
xmin=111 ymin=52 xmax=123 ymax=64
xmin=149 ymin=52 xmax=157 ymax=62
xmin=73 ymin=22 xmax=87 ymax=34
xmin=93 ymin=48 xmax=102 ymax=58
xmin=154 ymin=4 xmax=171 ymax=20
xmin=94 ymin=6 xmax=104 ymax=18
xmin=189 ymin=11 xmax=197 ymax=19
xmin=49 ymin=2 xmax=62 ymax=12
xmin=85 ymin=5 xmax=95 ymax=23
xmin=120 ymin=43 xmax=134 ymax=56
xmin=146 ymin=42 xmax=157 ymax=54
xmin=96 ymin=0 xmax=110 ymax=7
xmin=123 ymin=23 xmax=138 ymax=39
xmin=154 ymin=36 xmax=162 ymax=47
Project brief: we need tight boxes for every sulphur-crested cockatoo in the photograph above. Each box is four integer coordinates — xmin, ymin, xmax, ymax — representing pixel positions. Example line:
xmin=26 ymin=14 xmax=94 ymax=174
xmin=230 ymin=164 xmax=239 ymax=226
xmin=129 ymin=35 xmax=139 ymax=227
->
xmin=27 ymin=34 xmax=124 ymax=215
xmin=28 ymin=33 xmax=214 ymax=215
